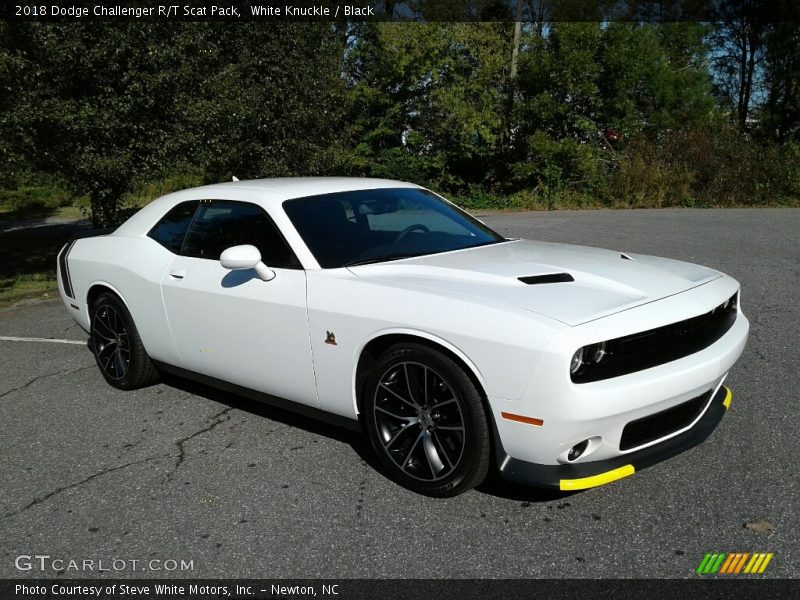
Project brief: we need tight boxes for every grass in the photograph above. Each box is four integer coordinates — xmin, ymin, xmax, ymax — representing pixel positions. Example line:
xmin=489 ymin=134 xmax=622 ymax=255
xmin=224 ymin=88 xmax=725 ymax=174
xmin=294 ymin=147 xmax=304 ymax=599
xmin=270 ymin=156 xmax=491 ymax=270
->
xmin=453 ymin=189 xmax=603 ymax=211
xmin=0 ymin=222 xmax=78 ymax=307
xmin=0 ymin=175 xmax=94 ymax=306
xmin=0 ymin=203 xmax=84 ymax=220
xmin=0 ymin=273 xmax=60 ymax=307
xmin=0 ymin=175 xmax=85 ymax=211
xmin=0 ymin=204 xmax=89 ymax=308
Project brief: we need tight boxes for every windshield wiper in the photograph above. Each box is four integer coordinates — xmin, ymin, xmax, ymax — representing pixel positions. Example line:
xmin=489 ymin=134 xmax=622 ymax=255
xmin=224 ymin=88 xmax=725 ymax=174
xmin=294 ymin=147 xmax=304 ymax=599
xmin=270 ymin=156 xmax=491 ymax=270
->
xmin=343 ymin=253 xmax=421 ymax=267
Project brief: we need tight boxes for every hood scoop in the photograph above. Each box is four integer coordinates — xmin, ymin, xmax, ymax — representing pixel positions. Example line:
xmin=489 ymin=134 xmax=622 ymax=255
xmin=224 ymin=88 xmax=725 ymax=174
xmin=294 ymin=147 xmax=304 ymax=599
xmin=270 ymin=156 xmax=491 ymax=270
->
xmin=518 ymin=273 xmax=574 ymax=285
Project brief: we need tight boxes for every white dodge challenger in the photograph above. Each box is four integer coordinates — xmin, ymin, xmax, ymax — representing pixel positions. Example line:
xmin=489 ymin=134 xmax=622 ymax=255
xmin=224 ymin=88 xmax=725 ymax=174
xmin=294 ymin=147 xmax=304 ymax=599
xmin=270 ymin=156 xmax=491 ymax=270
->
xmin=57 ymin=178 xmax=749 ymax=496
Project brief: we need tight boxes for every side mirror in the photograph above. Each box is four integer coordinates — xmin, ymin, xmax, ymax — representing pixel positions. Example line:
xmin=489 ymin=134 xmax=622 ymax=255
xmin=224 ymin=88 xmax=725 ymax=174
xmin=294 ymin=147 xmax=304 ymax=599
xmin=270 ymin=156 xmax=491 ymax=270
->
xmin=220 ymin=245 xmax=275 ymax=281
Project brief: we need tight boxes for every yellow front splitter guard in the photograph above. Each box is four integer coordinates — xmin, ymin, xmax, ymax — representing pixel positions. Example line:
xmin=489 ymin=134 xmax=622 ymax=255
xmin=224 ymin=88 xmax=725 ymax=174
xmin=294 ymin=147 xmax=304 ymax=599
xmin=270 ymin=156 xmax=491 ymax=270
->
xmin=559 ymin=464 xmax=635 ymax=491
xmin=559 ymin=387 xmax=732 ymax=491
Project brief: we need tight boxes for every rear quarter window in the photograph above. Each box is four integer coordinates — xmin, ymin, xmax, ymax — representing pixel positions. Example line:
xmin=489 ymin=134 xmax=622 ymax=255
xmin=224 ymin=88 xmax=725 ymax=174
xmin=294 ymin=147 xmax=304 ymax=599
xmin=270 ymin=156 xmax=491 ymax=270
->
xmin=147 ymin=201 xmax=199 ymax=253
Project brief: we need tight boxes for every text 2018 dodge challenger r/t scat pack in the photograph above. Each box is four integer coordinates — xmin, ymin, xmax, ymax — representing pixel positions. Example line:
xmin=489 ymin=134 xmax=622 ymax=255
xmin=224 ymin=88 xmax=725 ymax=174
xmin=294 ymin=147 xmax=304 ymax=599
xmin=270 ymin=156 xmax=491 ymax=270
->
xmin=57 ymin=178 xmax=749 ymax=496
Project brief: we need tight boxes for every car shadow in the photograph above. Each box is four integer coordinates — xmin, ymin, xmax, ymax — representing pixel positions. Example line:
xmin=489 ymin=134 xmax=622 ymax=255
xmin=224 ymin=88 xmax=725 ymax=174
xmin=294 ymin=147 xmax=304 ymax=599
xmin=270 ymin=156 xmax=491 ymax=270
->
xmin=159 ymin=371 xmax=575 ymax=502
xmin=221 ymin=270 xmax=259 ymax=288
xmin=158 ymin=372 xmax=384 ymax=473
xmin=476 ymin=471 xmax=575 ymax=502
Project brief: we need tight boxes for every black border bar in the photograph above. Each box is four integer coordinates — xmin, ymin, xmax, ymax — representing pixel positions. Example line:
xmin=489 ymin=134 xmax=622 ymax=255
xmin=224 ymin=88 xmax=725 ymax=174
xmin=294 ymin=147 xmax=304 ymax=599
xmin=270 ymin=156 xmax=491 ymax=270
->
xmin=3 ymin=1 xmax=800 ymax=23
xmin=2 ymin=579 xmax=798 ymax=600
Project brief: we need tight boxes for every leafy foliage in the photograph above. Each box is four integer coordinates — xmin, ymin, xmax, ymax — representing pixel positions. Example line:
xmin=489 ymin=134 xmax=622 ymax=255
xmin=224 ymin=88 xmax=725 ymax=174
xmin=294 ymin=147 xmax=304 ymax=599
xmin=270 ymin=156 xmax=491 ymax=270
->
xmin=2 ymin=22 xmax=349 ymax=225
xmin=1 ymin=19 xmax=798 ymax=224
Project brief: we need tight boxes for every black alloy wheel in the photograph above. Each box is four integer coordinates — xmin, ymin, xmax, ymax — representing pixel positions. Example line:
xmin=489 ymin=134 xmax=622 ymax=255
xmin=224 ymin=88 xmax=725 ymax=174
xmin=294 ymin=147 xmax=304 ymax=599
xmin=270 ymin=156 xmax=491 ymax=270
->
xmin=90 ymin=292 xmax=159 ymax=390
xmin=92 ymin=302 xmax=130 ymax=381
xmin=364 ymin=343 xmax=490 ymax=497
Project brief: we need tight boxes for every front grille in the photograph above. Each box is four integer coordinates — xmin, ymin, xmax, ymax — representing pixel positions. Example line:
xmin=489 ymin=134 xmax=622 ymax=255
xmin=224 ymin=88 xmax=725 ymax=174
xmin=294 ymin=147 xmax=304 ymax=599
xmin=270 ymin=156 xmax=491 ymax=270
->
xmin=619 ymin=390 xmax=711 ymax=451
xmin=572 ymin=292 xmax=738 ymax=383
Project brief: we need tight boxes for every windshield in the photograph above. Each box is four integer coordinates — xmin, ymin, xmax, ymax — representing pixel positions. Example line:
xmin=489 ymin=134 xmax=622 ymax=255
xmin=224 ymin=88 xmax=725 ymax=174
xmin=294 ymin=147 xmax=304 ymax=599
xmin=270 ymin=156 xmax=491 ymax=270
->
xmin=283 ymin=188 xmax=506 ymax=268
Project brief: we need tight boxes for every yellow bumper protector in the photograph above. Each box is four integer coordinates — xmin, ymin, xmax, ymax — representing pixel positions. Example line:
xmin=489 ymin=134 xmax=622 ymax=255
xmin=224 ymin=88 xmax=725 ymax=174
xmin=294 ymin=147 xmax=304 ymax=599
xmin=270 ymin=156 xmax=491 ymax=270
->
xmin=559 ymin=464 xmax=635 ymax=491
xmin=559 ymin=386 xmax=732 ymax=492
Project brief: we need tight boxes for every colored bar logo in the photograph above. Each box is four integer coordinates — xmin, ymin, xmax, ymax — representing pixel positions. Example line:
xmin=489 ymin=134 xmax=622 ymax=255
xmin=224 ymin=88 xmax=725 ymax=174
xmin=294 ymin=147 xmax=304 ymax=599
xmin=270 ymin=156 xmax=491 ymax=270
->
xmin=696 ymin=552 xmax=774 ymax=574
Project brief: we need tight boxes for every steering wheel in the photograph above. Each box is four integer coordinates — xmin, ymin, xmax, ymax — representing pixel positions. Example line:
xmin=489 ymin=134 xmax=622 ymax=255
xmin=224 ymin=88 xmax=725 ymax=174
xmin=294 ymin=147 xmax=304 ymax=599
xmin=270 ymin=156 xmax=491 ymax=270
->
xmin=394 ymin=224 xmax=430 ymax=243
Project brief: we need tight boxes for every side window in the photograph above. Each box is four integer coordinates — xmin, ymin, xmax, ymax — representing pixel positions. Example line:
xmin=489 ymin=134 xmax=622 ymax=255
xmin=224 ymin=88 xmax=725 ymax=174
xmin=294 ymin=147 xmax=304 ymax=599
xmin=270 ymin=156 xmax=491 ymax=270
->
xmin=147 ymin=201 xmax=199 ymax=253
xmin=181 ymin=201 xmax=300 ymax=269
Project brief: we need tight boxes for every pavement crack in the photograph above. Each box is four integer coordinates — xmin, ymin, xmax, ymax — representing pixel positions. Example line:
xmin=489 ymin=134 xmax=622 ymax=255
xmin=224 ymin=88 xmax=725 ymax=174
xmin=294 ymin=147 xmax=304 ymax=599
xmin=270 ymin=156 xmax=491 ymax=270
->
xmin=355 ymin=460 xmax=369 ymax=521
xmin=2 ymin=368 xmax=74 ymax=398
xmin=2 ymin=456 xmax=163 ymax=520
xmin=165 ymin=407 xmax=235 ymax=481
xmin=0 ymin=364 xmax=94 ymax=399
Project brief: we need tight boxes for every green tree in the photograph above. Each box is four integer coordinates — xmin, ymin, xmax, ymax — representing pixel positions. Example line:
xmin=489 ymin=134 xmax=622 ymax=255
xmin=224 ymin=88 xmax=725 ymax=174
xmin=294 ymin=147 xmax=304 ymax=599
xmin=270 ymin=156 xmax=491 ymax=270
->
xmin=708 ymin=1 xmax=767 ymax=130
xmin=2 ymin=23 xmax=348 ymax=226
xmin=512 ymin=23 xmax=606 ymax=194
xmin=511 ymin=22 xmax=714 ymax=198
xmin=762 ymin=22 xmax=800 ymax=142
xmin=345 ymin=22 xmax=510 ymax=190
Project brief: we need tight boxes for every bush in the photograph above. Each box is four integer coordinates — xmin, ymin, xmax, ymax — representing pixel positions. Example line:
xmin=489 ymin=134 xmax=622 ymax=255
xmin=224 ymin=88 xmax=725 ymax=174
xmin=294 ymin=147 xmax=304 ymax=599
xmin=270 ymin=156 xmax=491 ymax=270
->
xmin=609 ymin=123 xmax=800 ymax=207
xmin=777 ymin=142 xmax=800 ymax=204
xmin=0 ymin=174 xmax=80 ymax=213
xmin=611 ymin=139 xmax=695 ymax=207
xmin=121 ymin=171 xmax=207 ymax=209
xmin=451 ymin=186 xmax=600 ymax=211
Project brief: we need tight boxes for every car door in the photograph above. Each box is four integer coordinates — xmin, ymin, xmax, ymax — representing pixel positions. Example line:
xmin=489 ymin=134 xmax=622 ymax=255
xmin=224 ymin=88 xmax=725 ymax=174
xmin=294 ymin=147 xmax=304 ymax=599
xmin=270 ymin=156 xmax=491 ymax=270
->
xmin=160 ymin=199 xmax=318 ymax=407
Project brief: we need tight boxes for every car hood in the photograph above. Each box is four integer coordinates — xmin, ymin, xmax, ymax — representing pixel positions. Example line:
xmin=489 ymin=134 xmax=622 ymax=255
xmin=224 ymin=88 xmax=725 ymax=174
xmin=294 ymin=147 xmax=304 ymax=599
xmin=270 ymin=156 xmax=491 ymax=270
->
xmin=347 ymin=239 xmax=722 ymax=326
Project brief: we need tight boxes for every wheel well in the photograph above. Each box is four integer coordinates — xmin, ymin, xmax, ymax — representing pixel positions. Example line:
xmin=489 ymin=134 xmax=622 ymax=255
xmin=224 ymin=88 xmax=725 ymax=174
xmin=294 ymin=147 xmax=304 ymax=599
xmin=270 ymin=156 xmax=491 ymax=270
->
xmin=87 ymin=284 xmax=119 ymax=309
xmin=355 ymin=334 xmax=488 ymax=416
xmin=355 ymin=334 xmax=500 ymax=469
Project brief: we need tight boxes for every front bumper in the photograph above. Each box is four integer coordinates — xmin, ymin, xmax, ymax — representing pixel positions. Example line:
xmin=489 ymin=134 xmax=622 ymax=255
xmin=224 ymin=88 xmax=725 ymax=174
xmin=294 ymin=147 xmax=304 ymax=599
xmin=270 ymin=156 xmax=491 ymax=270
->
xmin=497 ymin=385 xmax=732 ymax=490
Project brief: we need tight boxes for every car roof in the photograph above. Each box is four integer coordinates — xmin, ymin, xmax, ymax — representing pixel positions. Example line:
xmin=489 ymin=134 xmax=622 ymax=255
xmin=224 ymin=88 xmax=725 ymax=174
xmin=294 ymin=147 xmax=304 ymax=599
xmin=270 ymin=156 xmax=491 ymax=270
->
xmin=168 ymin=177 xmax=421 ymax=202
xmin=113 ymin=177 xmax=425 ymax=238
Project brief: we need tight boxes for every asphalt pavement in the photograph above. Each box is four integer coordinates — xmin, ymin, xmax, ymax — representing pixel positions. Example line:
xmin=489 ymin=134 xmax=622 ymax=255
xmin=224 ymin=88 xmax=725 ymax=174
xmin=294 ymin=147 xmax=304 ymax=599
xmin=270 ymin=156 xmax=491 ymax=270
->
xmin=1 ymin=208 xmax=797 ymax=578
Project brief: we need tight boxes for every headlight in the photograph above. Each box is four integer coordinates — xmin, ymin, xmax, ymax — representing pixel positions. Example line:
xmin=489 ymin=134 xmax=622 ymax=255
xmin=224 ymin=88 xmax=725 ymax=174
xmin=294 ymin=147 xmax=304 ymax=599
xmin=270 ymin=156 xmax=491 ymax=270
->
xmin=571 ymin=342 xmax=606 ymax=377
xmin=721 ymin=292 xmax=738 ymax=312
xmin=588 ymin=342 xmax=607 ymax=363
xmin=570 ymin=348 xmax=584 ymax=375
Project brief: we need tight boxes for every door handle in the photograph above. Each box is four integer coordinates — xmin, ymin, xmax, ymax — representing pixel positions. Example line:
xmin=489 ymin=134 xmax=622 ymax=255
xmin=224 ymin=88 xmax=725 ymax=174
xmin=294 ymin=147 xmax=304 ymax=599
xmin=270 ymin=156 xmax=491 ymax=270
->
xmin=169 ymin=269 xmax=186 ymax=280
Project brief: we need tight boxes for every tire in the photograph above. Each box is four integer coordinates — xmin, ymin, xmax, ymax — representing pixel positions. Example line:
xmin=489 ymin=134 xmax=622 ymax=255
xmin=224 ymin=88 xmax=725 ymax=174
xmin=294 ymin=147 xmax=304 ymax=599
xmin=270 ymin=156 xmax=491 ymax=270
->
xmin=89 ymin=292 xmax=159 ymax=390
xmin=363 ymin=343 xmax=490 ymax=497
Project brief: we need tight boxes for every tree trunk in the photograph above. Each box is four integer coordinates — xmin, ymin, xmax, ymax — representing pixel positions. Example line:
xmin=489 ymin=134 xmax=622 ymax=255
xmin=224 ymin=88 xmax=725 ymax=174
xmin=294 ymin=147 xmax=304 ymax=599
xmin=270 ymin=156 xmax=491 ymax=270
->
xmin=742 ymin=26 xmax=758 ymax=130
xmin=510 ymin=1 xmax=523 ymax=80
xmin=737 ymin=24 xmax=748 ymax=129
xmin=504 ymin=0 xmax=525 ymax=144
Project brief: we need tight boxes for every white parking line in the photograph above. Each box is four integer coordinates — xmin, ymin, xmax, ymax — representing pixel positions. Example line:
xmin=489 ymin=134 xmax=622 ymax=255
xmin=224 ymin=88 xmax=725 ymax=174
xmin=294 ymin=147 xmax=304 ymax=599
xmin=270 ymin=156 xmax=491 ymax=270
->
xmin=0 ymin=335 xmax=86 ymax=345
